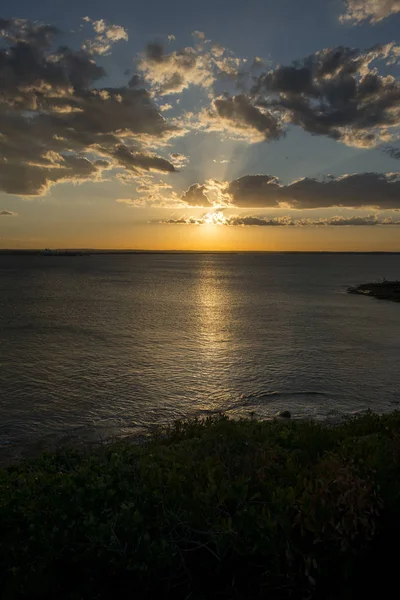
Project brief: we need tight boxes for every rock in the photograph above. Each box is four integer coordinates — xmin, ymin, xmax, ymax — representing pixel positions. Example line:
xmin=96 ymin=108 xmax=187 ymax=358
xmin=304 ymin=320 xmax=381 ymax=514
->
xmin=277 ymin=410 xmax=291 ymax=419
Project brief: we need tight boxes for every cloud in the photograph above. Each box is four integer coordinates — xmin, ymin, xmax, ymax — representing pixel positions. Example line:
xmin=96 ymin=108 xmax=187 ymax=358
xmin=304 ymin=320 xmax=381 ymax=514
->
xmin=82 ymin=17 xmax=128 ymax=55
xmin=173 ymin=173 xmax=400 ymax=210
xmin=0 ymin=18 xmax=176 ymax=196
xmin=117 ymin=174 xmax=229 ymax=209
xmin=253 ymin=44 xmax=400 ymax=147
xmin=0 ymin=209 xmax=17 ymax=216
xmin=178 ymin=42 xmax=400 ymax=148
xmin=182 ymin=183 xmax=213 ymax=207
xmin=130 ymin=171 xmax=400 ymax=211
xmin=169 ymin=153 xmax=189 ymax=168
xmin=340 ymin=0 xmax=400 ymax=24
xmin=192 ymin=31 xmax=206 ymax=41
xmin=116 ymin=198 xmax=148 ymax=207
xmin=227 ymin=172 xmax=400 ymax=210
xmin=198 ymin=94 xmax=283 ymax=142
xmin=161 ymin=211 xmax=400 ymax=226
xmin=137 ymin=41 xmax=215 ymax=95
xmin=117 ymin=176 xmax=182 ymax=207
xmin=137 ymin=38 xmax=256 ymax=98
xmin=385 ymin=146 xmax=400 ymax=159
xmin=0 ymin=17 xmax=59 ymax=47
xmin=0 ymin=155 xmax=110 ymax=196
xmin=103 ymin=145 xmax=176 ymax=173
xmin=162 ymin=211 xmax=227 ymax=225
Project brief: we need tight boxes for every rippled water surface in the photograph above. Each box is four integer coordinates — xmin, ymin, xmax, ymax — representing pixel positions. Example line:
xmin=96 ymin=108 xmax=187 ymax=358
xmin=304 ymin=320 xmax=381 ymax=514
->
xmin=1 ymin=253 xmax=400 ymax=452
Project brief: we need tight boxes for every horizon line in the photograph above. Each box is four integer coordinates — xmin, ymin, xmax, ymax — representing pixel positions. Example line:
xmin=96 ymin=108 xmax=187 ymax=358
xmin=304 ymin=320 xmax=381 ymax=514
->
xmin=1 ymin=249 xmax=400 ymax=255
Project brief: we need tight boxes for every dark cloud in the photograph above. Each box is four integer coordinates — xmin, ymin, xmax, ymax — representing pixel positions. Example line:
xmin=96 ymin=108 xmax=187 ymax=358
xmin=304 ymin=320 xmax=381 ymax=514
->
xmin=0 ymin=18 xmax=176 ymax=196
xmin=0 ymin=155 xmax=107 ymax=196
xmin=0 ymin=209 xmax=17 ymax=216
xmin=227 ymin=175 xmax=281 ymax=207
xmin=161 ymin=212 xmax=400 ymax=226
xmin=385 ymin=146 xmax=400 ymax=159
xmin=177 ymin=173 xmax=400 ymax=210
xmin=340 ymin=0 xmax=400 ymax=24
xmin=253 ymin=44 xmax=400 ymax=147
xmin=0 ymin=18 xmax=59 ymax=48
xmin=211 ymin=95 xmax=282 ymax=141
xmin=228 ymin=173 xmax=400 ymax=210
xmin=228 ymin=214 xmax=400 ymax=226
xmin=102 ymin=144 xmax=176 ymax=174
xmin=227 ymin=215 xmax=291 ymax=226
xmin=181 ymin=183 xmax=213 ymax=207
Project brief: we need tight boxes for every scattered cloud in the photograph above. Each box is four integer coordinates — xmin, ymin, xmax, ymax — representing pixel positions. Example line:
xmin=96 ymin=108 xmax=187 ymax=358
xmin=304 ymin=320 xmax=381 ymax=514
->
xmin=137 ymin=41 xmax=215 ymax=96
xmin=161 ymin=211 xmax=400 ymax=226
xmin=176 ymin=41 xmax=400 ymax=148
xmin=169 ymin=153 xmax=189 ymax=168
xmin=340 ymin=0 xmax=400 ymax=24
xmin=82 ymin=17 xmax=128 ymax=55
xmin=0 ymin=18 xmax=177 ymax=196
xmin=253 ymin=44 xmax=400 ymax=148
xmin=192 ymin=30 xmax=206 ymax=41
xmin=117 ymin=176 xmax=181 ymax=207
xmin=1 ymin=17 xmax=400 ymax=208
xmin=0 ymin=209 xmax=17 ymax=216
xmin=136 ymin=37 xmax=258 ymax=99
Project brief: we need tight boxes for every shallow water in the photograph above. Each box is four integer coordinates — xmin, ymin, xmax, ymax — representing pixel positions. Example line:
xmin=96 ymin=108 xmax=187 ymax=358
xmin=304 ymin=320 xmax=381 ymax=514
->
xmin=1 ymin=253 xmax=400 ymax=454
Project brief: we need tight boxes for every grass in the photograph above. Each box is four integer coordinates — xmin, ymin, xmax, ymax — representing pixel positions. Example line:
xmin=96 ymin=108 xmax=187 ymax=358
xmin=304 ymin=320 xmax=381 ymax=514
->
xmin=1 ymin=412 xmax=400 ymax=599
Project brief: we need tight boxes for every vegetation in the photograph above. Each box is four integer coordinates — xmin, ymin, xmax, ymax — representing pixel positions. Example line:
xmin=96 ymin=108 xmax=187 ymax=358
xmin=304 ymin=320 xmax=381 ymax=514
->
xmin=1 ymin=412 xmax=400 ymax=599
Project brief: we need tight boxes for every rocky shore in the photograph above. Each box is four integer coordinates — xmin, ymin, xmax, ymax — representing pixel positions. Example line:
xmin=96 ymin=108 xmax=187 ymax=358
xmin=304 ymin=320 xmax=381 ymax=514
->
xmin=348 ymin=280 xmax=400 ymax=302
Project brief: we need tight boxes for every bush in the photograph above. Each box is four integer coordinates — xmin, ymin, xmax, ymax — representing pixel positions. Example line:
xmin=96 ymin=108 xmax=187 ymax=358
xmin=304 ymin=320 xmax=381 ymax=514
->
xmin=1 ymin=412 xmax=400 ymax=599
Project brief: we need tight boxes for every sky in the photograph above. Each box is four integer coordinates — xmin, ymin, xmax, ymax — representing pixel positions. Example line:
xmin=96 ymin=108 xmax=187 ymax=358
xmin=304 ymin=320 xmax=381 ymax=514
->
xmin=0 ymin=0 xmax=400 ymax=250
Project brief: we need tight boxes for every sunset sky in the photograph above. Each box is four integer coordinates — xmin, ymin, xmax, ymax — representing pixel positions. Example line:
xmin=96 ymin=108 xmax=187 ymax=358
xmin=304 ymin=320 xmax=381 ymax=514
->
xmin=1 ymin=0 xmax=400 ymax=250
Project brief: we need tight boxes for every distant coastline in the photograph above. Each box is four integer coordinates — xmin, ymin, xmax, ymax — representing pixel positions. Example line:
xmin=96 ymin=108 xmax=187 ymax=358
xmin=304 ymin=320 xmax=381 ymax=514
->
xmin=1 ymin=250 xmax=400 ymax=256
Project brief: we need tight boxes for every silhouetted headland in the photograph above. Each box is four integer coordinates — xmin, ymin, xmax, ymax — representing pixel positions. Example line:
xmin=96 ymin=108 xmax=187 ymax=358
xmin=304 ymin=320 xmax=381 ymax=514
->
xmin=348 ymin=280 xmax=400 ymax=302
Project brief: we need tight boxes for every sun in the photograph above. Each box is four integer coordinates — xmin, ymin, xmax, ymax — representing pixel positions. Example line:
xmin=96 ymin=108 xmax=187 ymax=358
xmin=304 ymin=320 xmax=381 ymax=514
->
xmin=202 ymin=211 xmax=228 ymax=225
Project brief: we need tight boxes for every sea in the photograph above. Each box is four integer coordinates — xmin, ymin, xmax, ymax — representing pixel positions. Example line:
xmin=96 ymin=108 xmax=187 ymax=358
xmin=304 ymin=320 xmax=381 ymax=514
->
xmin=1 ymin=252 xmax=400 ymax=459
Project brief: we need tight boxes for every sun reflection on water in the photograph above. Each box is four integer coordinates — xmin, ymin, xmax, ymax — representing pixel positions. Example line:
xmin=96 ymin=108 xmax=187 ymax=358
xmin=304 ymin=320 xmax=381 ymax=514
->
xmin=193 ymin=256 xmax=237 ymax=411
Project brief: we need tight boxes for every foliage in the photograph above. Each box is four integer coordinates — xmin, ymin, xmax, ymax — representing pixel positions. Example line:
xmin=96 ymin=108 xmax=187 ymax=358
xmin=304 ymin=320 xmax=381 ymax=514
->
xmin=1 ymin=412 xmax=400 ymax=599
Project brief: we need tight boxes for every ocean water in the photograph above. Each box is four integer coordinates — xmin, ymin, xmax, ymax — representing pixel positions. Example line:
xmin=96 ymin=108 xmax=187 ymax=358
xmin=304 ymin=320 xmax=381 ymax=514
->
xmin=1 ymin=253 xmax=400 ymax=455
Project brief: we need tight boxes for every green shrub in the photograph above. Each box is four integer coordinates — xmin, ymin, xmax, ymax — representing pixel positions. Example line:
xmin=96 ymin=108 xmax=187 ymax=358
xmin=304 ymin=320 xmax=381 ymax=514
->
xmin=0 ymin=412 xmax=400 ymax=599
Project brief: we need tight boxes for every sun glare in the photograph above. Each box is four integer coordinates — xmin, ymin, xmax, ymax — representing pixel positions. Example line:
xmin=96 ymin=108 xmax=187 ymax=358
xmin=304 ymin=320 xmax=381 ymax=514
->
xmin=202 ymin=211 xmax=228 ymax=225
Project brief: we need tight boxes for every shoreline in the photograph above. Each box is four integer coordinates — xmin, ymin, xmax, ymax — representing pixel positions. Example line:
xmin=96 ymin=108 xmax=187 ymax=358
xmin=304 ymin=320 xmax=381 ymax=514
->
xmin=0 ymin=409 xmax=380 ymax=468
